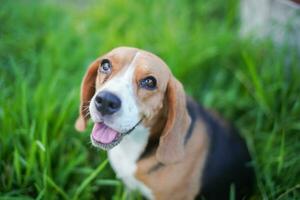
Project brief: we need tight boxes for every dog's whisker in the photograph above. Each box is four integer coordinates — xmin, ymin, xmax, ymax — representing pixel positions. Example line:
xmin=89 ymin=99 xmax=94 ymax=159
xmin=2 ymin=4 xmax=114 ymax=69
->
xmin=83 ymin=103 xmax=90 ymax=108
xmin=82 ymin=101 xmax=91 ymax=107
xmin=84 ymin=111 xmax=90 ymax=118
xmin=83 ymin=106 xmax=90 ymax=112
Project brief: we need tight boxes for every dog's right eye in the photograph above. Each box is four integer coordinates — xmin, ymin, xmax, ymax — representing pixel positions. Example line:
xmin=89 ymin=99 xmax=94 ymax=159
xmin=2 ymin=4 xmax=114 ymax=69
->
xmin=99 ymin=59 xmax=112 ymax=74
xmin=139 ymin=76 xmax=157 ymax=90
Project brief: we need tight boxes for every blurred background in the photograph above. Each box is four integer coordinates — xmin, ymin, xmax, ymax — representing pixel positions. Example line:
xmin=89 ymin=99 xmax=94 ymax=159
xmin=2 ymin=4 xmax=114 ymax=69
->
xmin=0 ymin=0 xmax=299 ymax=199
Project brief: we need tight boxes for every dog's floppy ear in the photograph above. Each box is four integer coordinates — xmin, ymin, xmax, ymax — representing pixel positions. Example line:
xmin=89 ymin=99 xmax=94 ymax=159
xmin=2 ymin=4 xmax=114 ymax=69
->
xmin=75 ymin=60 xmax=99 ymax=132
xmin=156 ymin=76 xmax=190 ymax=164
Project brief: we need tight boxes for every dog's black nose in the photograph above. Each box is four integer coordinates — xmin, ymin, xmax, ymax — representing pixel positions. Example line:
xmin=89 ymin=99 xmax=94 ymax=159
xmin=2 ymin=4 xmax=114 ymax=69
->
xmin=95 ymin=91 xmax=121 ymax=115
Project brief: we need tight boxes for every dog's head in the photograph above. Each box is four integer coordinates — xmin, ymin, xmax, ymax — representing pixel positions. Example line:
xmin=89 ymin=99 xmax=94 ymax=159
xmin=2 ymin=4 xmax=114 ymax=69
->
xmin=75 ymin=47 xmax=190 ymax=164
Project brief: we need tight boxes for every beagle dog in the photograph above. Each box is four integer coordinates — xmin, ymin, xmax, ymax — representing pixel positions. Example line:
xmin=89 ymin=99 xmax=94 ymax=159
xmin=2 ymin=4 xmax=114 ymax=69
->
xmin=75 ymin=47 xmax=254 ymax=200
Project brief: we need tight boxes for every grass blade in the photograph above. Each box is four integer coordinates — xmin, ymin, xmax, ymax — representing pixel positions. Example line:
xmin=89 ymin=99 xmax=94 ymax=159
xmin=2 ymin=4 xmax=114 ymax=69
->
xmin=45 ymin=175 xmax=69 ymax=200
xmin=72 ymin=159 xmax=109 ymax=200
xmin=13 ymin=149 xmax=22 ymax=185
xmin=242 ymin=51 xmax=270 ymax=115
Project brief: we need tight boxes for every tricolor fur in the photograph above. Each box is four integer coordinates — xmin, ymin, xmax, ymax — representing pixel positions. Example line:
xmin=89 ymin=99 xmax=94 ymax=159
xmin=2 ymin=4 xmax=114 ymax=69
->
xmin=75 ymin=47 xmax=254 ymax=200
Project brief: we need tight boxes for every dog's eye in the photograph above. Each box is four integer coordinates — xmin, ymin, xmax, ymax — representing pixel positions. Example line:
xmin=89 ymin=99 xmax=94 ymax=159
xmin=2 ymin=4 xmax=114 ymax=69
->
xmin=139 ymin=76 xmax=157 ymax=90
xmin=99 ymin=59 xmax=112 ymax=74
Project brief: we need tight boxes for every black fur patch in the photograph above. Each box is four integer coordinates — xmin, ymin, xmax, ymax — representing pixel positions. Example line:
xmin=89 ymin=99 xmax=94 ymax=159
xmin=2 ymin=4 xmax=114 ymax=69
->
xmin=184 ymin=100 xmax=197 ymax=144
xmin=184 ymin=98 xmax=255 ymax=200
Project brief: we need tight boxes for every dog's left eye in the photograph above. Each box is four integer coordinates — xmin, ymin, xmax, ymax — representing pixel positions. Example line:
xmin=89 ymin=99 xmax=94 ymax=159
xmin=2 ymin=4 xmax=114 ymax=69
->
xmin=99 ymin=59 xmax=112 ymax=74
xmin=139 ymin=76 xmax=157 ymax=90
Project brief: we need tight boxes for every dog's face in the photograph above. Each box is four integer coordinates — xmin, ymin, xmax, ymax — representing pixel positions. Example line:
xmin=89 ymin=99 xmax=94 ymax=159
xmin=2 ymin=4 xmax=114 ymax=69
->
xmin=76 ymin=47 xmax=190 ymax=164
xmin=88 ymin=47 xmax=170 ymax=149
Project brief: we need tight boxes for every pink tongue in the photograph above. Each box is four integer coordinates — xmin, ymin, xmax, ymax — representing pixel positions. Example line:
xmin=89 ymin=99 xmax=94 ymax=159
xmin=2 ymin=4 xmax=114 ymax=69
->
xmin=92 ymin=123 xmax=119 ymax=144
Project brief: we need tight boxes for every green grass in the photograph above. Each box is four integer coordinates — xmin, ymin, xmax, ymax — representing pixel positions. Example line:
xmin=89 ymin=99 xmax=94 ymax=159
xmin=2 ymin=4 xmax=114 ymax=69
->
xmin=0 ymin=0 xmax=299 ymax=199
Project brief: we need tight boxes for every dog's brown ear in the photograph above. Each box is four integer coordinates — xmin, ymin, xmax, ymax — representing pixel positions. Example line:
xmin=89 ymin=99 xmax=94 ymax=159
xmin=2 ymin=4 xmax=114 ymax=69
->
xmin=75 ymin=60 xmax=99 ymax=132
xmin=156 ymin=76 xmax=190 ymax=164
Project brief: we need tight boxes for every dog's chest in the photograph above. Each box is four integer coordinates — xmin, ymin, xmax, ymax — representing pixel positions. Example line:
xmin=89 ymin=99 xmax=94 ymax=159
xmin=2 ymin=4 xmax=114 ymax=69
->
xmin=108 ymin=126 xmax=153 ymax=199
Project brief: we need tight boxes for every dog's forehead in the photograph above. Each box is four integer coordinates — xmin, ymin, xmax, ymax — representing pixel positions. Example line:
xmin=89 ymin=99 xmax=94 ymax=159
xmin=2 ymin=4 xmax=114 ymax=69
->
xmin=105 ymin=47 xmax=170 ymax=75
xmin=107 ymin=47 xmax=138 ymax=61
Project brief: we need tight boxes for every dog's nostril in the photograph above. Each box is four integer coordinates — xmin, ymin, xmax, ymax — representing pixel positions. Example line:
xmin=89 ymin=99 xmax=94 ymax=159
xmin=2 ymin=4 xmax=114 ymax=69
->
xmin=95 ymin=96 xmax=103 ymax=104
xmin=109 ymin=102 xmax=117 ymax=109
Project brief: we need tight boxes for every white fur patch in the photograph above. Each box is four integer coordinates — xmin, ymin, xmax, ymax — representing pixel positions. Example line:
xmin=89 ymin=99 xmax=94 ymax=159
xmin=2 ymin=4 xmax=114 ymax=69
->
xmin=89 ymin=52 xmax=153 ymax=198
xmin=108 ymin=125 xmax=154 ymax=199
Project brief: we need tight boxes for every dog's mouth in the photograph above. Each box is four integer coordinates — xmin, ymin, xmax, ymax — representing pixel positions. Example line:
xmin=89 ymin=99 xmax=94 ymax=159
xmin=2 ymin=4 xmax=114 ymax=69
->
xmin=92 ymin=122 xmax=120 ymax=144
xmin=91 ymin=119 xmax=143 ymax=150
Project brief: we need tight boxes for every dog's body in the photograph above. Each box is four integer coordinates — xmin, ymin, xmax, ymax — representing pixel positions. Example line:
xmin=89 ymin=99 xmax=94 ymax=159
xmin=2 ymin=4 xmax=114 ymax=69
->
xmin=75 ymin=47 xmax=254 ymax=199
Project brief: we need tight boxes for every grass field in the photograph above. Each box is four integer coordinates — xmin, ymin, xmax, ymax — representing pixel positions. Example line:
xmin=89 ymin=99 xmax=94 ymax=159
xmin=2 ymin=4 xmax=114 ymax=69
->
xmin=0 ymin=0 xmax=299 ymax=199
